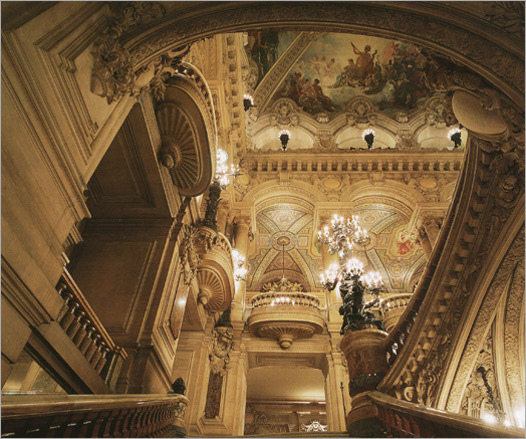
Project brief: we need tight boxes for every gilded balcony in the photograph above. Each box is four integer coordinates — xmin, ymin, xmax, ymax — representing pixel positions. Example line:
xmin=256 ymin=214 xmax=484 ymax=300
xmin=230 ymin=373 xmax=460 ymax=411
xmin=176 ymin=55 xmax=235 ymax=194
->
xmin=248 ymin=291 xmax=325 ymax=349
xmin=380 ymin=293 xmax=413 ymax=332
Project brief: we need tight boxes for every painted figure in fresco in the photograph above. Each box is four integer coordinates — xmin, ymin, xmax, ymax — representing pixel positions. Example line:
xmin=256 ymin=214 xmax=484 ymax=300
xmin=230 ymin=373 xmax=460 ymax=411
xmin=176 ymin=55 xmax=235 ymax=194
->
xmin=275 ymin=36 xmax=447 ymax=115
xmin=249 ymin=31 xmax=279 ymax=83
xmin=350 ymin=42 xmax=378 ymax=79
xmin=396 ymin=229 xmax=416 ymax=255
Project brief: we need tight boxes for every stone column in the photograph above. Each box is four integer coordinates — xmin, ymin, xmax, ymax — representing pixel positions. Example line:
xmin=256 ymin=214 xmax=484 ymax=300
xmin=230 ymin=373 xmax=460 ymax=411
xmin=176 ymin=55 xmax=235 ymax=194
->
xmin=324 ymin=349 xmax=351 ymax=431
xmin=340 ymin=329 xmax=388 ymax=437
xmin=231 ymin=217 xmax=250 ymax=321
xmin=222 ymin=348 xmax=248 ymax=436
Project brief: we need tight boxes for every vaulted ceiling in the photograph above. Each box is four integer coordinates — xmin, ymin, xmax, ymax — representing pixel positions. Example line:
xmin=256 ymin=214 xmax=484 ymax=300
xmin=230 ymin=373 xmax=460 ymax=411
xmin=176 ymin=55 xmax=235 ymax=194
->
xmin=184 ymin=29 xmax=464 ymax=295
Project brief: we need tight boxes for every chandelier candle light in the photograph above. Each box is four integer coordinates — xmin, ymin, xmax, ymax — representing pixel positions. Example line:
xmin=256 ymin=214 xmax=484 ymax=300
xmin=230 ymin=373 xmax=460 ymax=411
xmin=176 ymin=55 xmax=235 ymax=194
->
xmin=318 ymin=214 xmax=386 ymax=334
xmin=199 ymin=149 xmax=241 ymax=231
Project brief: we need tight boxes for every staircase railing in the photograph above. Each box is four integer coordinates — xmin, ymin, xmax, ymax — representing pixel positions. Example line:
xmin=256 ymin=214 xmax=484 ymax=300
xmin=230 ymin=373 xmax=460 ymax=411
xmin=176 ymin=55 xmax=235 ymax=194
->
xmin=1 ymin=393 xmax=188 ymax=438
xmin=56 ymin=270 xmax=127 ymax=387
xmin=369 ymin=391 xmax=524 ymax=438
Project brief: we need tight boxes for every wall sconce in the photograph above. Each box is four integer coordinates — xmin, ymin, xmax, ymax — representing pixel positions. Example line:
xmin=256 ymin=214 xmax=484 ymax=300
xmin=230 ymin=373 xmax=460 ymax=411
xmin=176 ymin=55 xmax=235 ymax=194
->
xmin=362 ymin=128 xmax=375 ymax=149
xmin=243 ymin=94 xmax=254 ymax=111
xmin=448 ymin=125 xmax=462 ymax=148
xmin=279 ymin=129 xmax=290 ymax=151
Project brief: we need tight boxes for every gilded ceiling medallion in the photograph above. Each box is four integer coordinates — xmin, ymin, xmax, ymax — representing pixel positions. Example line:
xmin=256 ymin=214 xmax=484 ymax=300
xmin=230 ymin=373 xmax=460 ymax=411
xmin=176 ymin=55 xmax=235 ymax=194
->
xmin=271 ymin=231 xmax=296 ymax=251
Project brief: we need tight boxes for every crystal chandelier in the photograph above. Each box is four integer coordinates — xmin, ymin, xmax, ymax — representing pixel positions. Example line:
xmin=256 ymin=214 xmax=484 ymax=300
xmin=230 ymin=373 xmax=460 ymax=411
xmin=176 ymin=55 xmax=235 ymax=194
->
xmin=318 ymin=214 xmax=386 ymax=334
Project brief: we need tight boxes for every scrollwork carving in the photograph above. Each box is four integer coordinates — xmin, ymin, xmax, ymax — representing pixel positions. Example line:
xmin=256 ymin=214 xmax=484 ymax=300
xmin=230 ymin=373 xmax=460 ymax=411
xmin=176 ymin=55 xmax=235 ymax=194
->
xmin=209 ymin=309 xmax=234 ymax=375
xmin=270 ymin=99 xmax=299 ymax=127
xmin=346 ymin=97 xmax=377 ymax=129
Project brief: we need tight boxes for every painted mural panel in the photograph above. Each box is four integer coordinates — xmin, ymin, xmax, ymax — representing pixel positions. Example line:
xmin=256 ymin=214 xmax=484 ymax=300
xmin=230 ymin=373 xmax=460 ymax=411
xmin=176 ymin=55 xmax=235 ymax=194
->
xmin=247 ymin=31 xmax=299 ymax=87
xmin=274 ymin=33 xmax=444 ymax=115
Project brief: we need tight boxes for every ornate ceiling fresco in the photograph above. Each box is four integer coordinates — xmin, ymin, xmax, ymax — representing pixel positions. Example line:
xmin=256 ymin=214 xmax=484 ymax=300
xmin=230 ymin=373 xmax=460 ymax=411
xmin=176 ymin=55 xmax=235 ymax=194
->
xmin=349 ymin=204 xmax=426 ymax=293
xmin=246 ymin=31 xmax=299 ymax=88
xmin=184 ymin=30 xmax=462 ymax=299
xmin=273 ymin=33 xmax=444 ymax=116
xmin=247 ymin=32 xmax=449 ymax=117
xmin=247 ymin=201 xmax=321 ymax=292
xmin=247 ymin=200 xmax=425 ymax=294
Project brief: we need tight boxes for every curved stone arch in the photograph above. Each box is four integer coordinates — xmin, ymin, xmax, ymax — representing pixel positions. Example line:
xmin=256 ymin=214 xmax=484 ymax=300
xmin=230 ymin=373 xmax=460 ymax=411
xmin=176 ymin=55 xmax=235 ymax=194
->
xmin=344 ymin=180 xmax=425 ymax=216
xmin=244 ymin=178 xmax=327 ymax=206
xmin=156 ymin=66 xmax=217 ymax=196
xmin=125 ymin=3 xmax=523 ymax=106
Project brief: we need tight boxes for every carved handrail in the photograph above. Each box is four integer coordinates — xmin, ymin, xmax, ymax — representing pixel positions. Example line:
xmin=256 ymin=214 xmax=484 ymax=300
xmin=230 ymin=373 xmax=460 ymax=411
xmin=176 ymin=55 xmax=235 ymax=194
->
xmin=1 ymin=393 xmax=188 ymax=438
xmin=56 ymin=270 xmax=127 ymax=382
xmin=251 ymin=291 xmax=321 ymax=309
xmin=381 ymin=132 xmax=471 ymax=366
xmin=369 ymin=391 xmax=524 ymax=438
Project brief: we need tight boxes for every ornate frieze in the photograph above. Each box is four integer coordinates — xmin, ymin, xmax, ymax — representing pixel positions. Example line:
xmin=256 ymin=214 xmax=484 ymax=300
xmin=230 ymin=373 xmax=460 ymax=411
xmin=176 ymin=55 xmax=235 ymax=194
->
xmin=346 ymin=97 xmax=377 ymax=129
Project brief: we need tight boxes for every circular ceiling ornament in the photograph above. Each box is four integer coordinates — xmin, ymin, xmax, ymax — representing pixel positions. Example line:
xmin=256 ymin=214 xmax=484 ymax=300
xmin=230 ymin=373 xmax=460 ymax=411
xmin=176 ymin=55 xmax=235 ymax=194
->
xmin=271 ymin=231 xmax=296 ymax=251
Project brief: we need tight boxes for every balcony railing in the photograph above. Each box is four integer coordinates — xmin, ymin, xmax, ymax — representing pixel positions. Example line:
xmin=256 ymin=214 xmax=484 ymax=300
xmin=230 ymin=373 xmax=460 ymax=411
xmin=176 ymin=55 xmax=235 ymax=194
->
xmin=56 ymin=270 xmax=127 ymax=387
xmin=248 ymin=292 xmax=324 ymax=349
xmin=380 ymin=293 xmax=413 ymax=333
xmin=251 ymin=291 xmax=321 ymax=309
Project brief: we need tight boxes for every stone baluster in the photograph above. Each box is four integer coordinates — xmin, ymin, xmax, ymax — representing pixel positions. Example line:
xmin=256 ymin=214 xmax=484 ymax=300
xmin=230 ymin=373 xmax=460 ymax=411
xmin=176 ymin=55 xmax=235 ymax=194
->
xmin=79 ymin=325 xmax=97 ymax=355
xmin=95 ymin=345 xmax=110 ymax=374
xmin=72 ymin=317 xmax=91 ymax=347
xmin=89 ymin=340 xmax=106 ymax=369
xmin=85 ymin=333 xmax=101 ymax=363
xmin=66 ymin=309 xmax=86 ymax=339
xmin=60 ymin=298 xmax=80 ymax=332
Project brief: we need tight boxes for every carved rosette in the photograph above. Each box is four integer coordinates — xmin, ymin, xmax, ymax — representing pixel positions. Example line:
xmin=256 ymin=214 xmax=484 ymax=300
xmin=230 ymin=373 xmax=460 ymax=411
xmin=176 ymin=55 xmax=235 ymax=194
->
xmin=248 ymin=291 xmax=324 ymax=349
xmin=193 ymin=226 xmax=235 ymax=313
